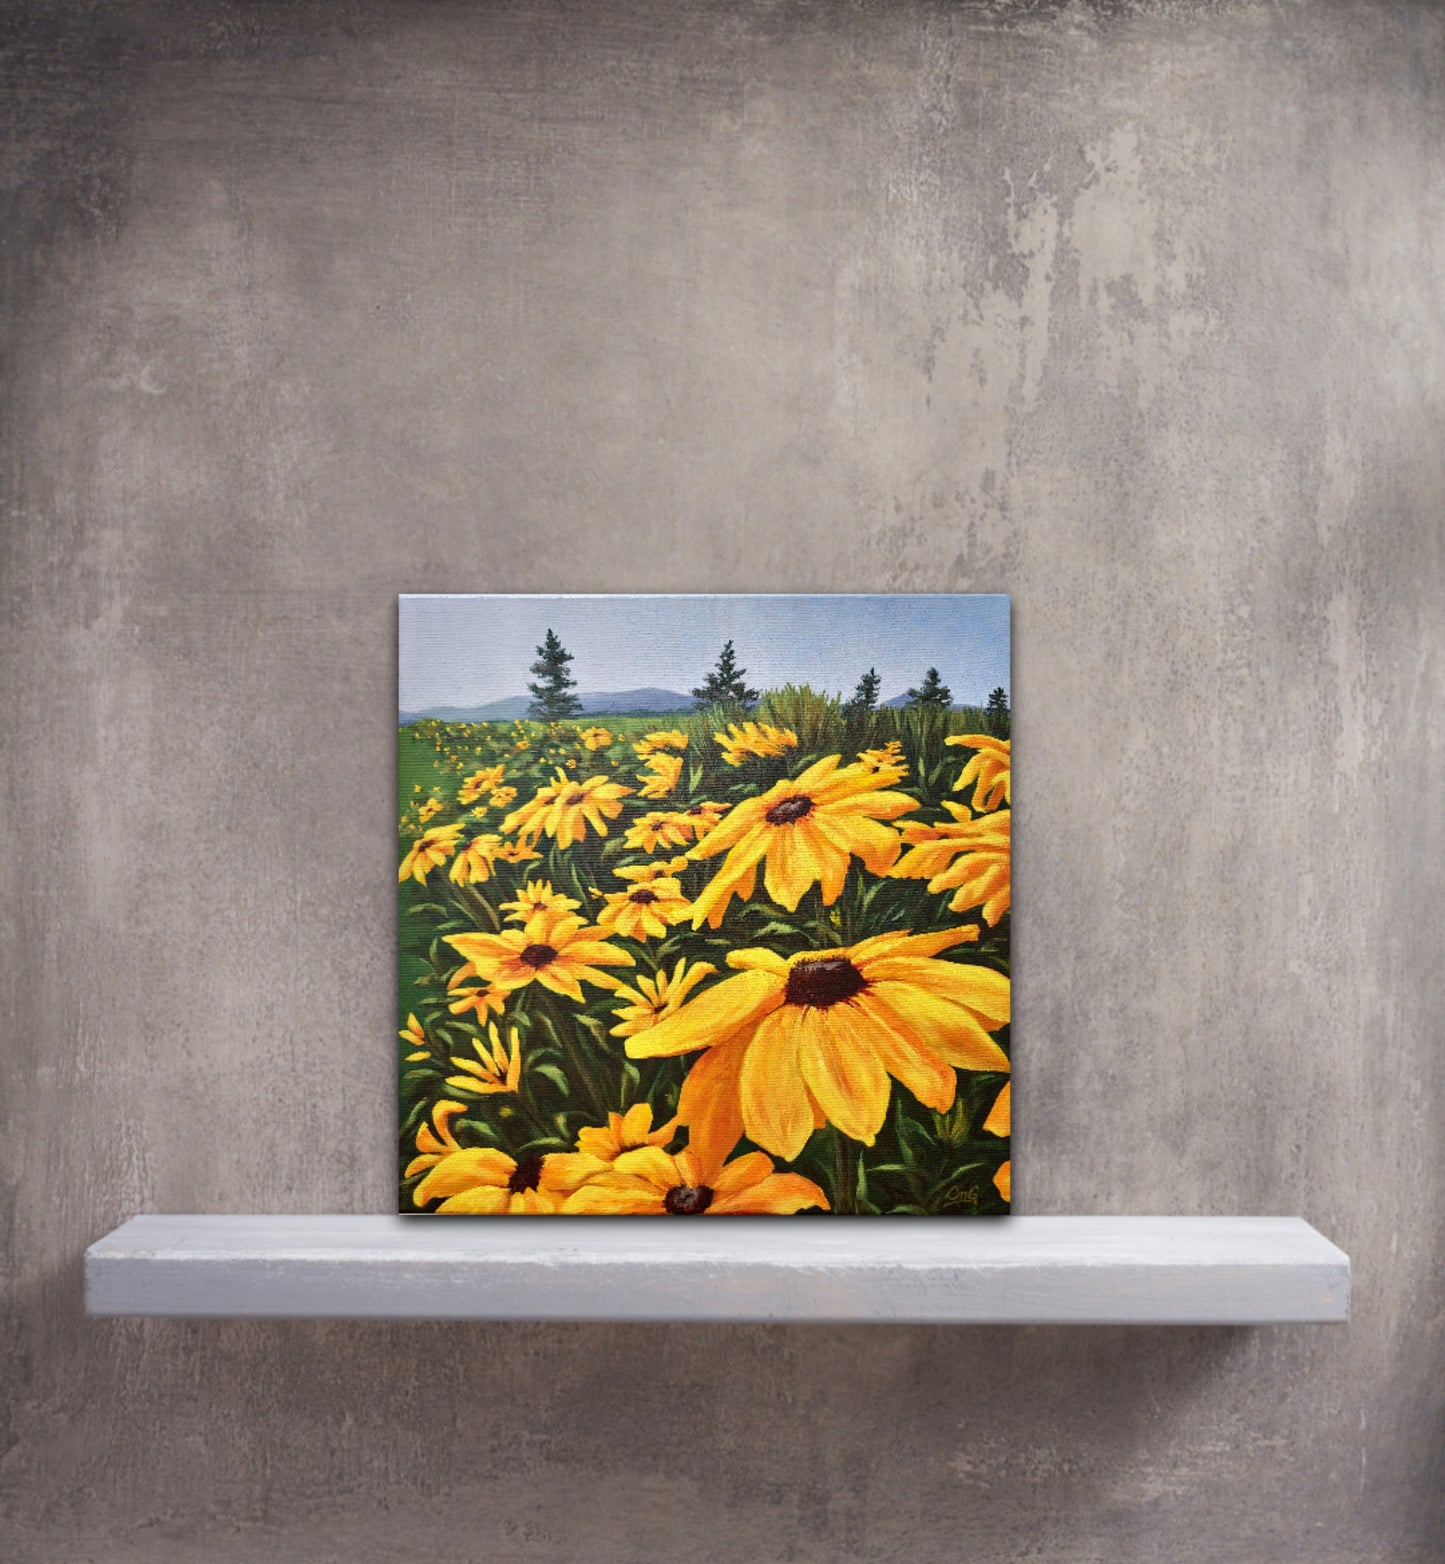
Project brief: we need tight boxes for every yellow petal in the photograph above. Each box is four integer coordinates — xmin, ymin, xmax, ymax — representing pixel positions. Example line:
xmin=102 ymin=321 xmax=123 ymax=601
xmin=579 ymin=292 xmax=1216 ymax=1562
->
xmin=993 ymin=1160 xmax=1011 ymax=1202
xmin=435 ymin=1186 xmax=511 ymax=1214
xmin=854 ymin=991 xmax=957 ymax=1113
xmin=867 ymin=981 xmax=1010 ymax=1073
xmin=627 ymin=969 xmax=782 ymax=1060
xmin=795 ymin=1006 xmax=890 ymax=1146
xmin=983 ymin=1081 xmax=1011 ymax=1136
xmin=711 ymin=1171 xmax=829 ymax=1214
xmin=862 ymin=957 xmax=1010 ymax=1027
xmin=739 ymin=1006 xmax=815 ymax=1161
xmin=675 ymin=1035 xmax=747 ymax=1173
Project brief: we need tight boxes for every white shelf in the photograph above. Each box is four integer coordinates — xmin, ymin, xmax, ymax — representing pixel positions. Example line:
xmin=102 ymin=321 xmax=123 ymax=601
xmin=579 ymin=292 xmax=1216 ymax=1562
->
xmin=85 ymin=1215 xmax=1348 ymax=1324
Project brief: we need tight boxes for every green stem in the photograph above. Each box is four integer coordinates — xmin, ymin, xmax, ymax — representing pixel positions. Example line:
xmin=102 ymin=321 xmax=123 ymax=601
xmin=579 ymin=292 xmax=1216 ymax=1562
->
xmin=540 ymin=990 xmax=610 ymax=1123
xmin=832 ymin=1128 xmax=858 ymax=1215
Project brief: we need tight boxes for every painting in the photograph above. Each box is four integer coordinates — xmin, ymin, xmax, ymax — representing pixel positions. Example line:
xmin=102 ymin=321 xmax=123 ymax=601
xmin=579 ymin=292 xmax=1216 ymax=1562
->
xmin=398 ymin=594 xmax=1011 ymax=1215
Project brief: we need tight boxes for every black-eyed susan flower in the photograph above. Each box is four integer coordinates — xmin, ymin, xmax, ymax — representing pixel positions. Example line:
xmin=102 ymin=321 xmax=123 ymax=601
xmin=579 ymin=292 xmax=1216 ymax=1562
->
xmin=629 ymin=928 xmax=1007 ymax=1166
xmin=493 ymin=840 xmax=541 ymax=866
xmin=445 ymin=903 xmax=633 ymax=1002
xmin=445 ymin=1021 xmax=522 ymax=1097
xmin=412 ymin=1145 xmax=600 ymax=1213
xmin=498 ymin=880 xmax=581 ymax=923
xmin=688 ymin=756 xmax=918 ymax=929
xmin=445 ymin=966 xmax=507 ymax=1022
xmin=633 ymin=729 xmax=688 ymax=758
xmin=399 ymin=822 xmax=467 ymax=883
xmin=584 ymin=1102 xmax=676 ymax=1160
xmin=399 ymin=1012 xmax=429 ymax=1060
xmin=946 ymin=734 xmax=1010 ymax=811
xmin=448 ymin=832 xmax=504 ymax=885
xmin=613 ymin=856 xmax=691 ymax=885
xmin=404 ymin=1100 xmax=468 ymax=1180
xmin=503 ymin=770 xmax=633 ymax=849
xmin=856 ymin=741 xmax=909 ymax=784
xmin=580 ymin=726 xmax=613 ymax=751
xmin=488 ymin=785 xmax=518 ymax=810
xmin=608 ymin=957 xmax=716 ymax=1039
xmin=714 ymin=720 xmax=798 ymax=766
xmin=636 ymin=750 xmax=684 ymax=800
xmin=891 ymin=804 xmax=1010 ymax=925
xmin=458 ymin=765 xmax=507 ymax=806
xmin=561 ymin=1144 xmax=827 ymax=1216
xmin=595 ymin=877 xmax=693 ymax=942
xmin=623 ymin=802 xmax=728 ymax=853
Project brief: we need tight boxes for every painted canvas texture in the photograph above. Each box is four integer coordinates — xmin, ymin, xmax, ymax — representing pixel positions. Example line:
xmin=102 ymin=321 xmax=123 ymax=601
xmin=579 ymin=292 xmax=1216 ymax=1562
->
xmin=398 ymin=595 xmax=1011 ymax=1216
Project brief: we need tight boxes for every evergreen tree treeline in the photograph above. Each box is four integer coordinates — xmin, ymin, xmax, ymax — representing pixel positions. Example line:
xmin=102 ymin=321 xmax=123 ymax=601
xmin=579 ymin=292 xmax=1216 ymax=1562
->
xmin=527 ymin=629 xmax=582 ymax=719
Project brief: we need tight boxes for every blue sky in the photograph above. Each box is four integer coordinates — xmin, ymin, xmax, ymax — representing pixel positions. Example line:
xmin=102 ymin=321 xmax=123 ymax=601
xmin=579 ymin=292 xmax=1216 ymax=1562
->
xmin=399 ymin=594 xmax=1009 ymax=714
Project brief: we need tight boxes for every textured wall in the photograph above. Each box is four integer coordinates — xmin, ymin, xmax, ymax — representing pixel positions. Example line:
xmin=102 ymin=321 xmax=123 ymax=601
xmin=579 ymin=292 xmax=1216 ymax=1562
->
xmin=2 ymin=1 xmax=1442 ymax=1560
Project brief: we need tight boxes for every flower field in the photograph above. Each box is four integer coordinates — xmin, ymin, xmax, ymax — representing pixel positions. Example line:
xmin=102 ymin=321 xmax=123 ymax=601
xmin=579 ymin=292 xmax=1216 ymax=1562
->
xmin=398 ymin=692 xmax=1011 ymax=1215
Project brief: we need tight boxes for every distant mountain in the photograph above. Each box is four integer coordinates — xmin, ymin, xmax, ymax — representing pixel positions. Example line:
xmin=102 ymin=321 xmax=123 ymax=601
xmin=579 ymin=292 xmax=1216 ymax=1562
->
xmin=400 ymin=688 xmax=694 ymax=724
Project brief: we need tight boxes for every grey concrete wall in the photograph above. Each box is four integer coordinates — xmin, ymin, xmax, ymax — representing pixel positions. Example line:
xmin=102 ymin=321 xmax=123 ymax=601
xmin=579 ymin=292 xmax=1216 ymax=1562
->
xmin=2 ymin=1 xmax=1441 ymax=1559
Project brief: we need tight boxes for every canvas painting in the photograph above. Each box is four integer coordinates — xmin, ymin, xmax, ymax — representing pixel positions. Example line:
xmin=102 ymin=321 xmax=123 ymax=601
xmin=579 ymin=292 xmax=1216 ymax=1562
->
xmin=398 ymin=594 xmax=1011 ymax=1216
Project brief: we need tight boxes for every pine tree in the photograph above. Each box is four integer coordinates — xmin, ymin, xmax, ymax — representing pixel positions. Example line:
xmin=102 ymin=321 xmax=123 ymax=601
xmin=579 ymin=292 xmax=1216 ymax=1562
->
xmin=526 ymin=629 xmax=582 ymax=719
xmin=906 ymin=667 xmax=952 ymax=708
xmin=691 ymin=639 xmax=759 ymax=708
xmin=842 ymin=667 xmax=882 ymax=717
xmin=986 ymin=686 xmax=1010 ymax=738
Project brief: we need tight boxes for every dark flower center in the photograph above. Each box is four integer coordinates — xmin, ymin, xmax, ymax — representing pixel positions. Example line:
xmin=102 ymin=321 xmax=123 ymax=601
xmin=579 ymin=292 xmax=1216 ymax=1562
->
xmin=765 ymin=794 xmax=814 ymax=825
xmin=785 ymin=955 xmax=868 ymax=1008
xmin=629 ymin=889 xmax=658 ymax=904
xmin=564 ymin=790 xmax=586 ymax=805
xmin=663 ymin=1183 xmax=714 ymax=1215
xmin=508 ymin=1152 xmax=545 ymax=1193
xmin=519 ymin=943 xmax=557 ymax=969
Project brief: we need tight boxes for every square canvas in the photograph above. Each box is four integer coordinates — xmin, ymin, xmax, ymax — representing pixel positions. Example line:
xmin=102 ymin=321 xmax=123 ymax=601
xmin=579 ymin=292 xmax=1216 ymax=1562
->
xmin=398 ymin=594 xmax=1010 ymax=1216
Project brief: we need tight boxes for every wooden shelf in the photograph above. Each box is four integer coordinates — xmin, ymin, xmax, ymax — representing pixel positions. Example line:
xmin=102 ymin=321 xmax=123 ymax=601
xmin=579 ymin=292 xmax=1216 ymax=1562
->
xmin=84 ymin=1215 xmax=1349 ymax=1324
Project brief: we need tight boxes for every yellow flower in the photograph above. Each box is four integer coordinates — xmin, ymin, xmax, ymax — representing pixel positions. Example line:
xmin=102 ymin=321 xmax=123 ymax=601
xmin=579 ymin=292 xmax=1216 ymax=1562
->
xmin=946 ymin=735 xmax=1010 ymax=811
xmin=503 ymin=770 xmax=633 ymax=849
xmin=714 ymin=721 xmax=798 ymax=766
xmin=580 ymin=726 xmax=613 ymax=750
xmin=636 ymin=751 xmax=684 ymax=800
xmin=445 ymin=1022 xmax=523 ymax=1097
xmin=613 ymin=856 xmax=690 ymax=884
xmin=448 ymin=832 xmax=504 ymax=885
xmin=404 ymin=1100 xmax=468 ymax=1179
xmin=983 ymin=1080 xmax=1010 ymax=1136
xmin=856 ymin=741 xmax=908 ymax=785
xmin=574 ymin=1102 xmax=677 ymax=1164
xmin=623 ymin=802 xmax=728 ymax=853
xmin=494 ymin=840 xmax=541 ymax=865
xmin=634 ymin=729 xmax=688 ymax=758
xmin=595 ymin=877 xmax=694 ymax=942
xmin=399 ymin=1012 xmax=429 ymax=1060
xmin=498 ymin=880 xmax=581 ymax=922
xmin=413 ymin=1145 xmax=599 ymax=1213
xmin=891 ymin=804 xmax=1011 ymax=925
xmin=444 ymin=904 xmax=634 ymax=1002
xmin=562 ymin=1144 xmax=827 ymax=1216
xmin=488 ymin=786 xmax=518 ymax=809
xmin=458 ymin=765 xmax=506 ymax=805
xmin=399 ymin=822 xmax=467 ymax=883
xmin=688 ymin=755 xmax=918 ymax=929
xmin=993 ymin=1160 xmax=1011 ymax=1201
xmin=608 ymin=957 xmax=717 ymax=1038
xmin=417 ymin=796 xmax=444 ymax=823
xmin=628 ymin=928 xmax=1007 ymax=1166
xmin=445 ymin=967 xmax=507 ymax=1021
